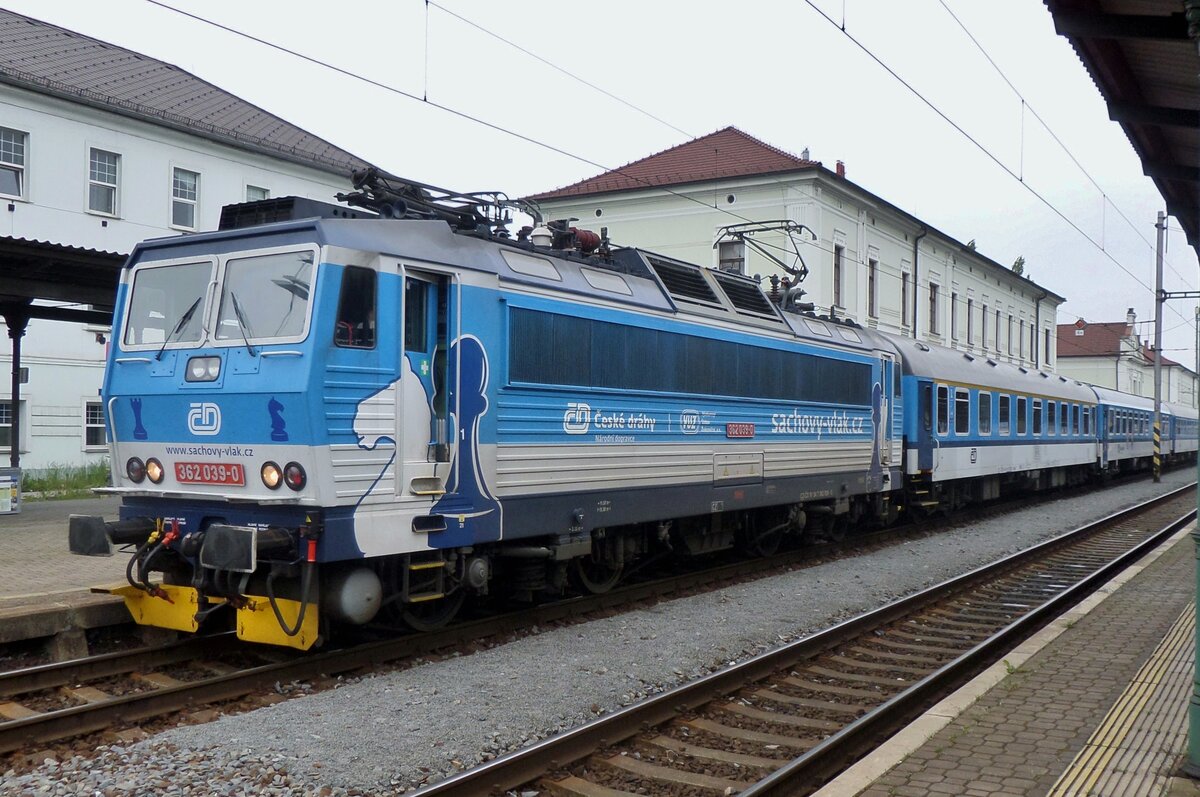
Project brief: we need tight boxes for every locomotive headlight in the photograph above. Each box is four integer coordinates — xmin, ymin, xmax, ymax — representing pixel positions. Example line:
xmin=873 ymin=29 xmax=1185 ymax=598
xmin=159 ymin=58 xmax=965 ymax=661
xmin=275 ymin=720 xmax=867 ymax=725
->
xmin=126 ymin=457 xmax=146 ymax=483
xmin=261 ymin=461 xmax=283 ymax=490
xmin=283 ymin=462 xmax=307 ymax=491
xmin=185 ymin=356 xmax=221 ymax=382
xmin=145 ymin=458 xmax=165 ymax=484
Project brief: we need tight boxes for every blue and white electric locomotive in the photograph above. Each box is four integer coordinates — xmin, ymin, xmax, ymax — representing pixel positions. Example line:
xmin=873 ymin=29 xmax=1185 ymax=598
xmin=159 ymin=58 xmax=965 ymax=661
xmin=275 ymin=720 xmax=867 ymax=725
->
xmin=69 ymin=173 xmax=906 ymax=648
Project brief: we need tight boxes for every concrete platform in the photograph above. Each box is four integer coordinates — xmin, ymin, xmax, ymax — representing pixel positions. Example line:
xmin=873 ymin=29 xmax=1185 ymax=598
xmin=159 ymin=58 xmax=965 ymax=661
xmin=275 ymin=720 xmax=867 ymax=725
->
xmin=0 ymin=494 xmax=124 ymax=606
xmin=816 ymin=523 xmax=1200 ymax=797
xmin=0 ymin=495 xmax=135 ymax=655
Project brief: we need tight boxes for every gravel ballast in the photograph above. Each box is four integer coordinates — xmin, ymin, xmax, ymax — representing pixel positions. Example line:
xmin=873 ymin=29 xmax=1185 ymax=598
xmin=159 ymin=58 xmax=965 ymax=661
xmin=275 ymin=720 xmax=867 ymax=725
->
xmin=6 ymin=471 xmax=1194 ymax=796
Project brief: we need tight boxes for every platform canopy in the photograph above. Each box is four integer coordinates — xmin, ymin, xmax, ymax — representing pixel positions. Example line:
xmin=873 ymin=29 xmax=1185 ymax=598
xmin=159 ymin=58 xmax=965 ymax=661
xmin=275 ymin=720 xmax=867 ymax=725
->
xmin=1045 ymin=0 xmax=1200 ymax=259
xmin=0 ymin=236 xmax=126 ymax=468
xmin=0 ymin=236 xmax=125 ymax=326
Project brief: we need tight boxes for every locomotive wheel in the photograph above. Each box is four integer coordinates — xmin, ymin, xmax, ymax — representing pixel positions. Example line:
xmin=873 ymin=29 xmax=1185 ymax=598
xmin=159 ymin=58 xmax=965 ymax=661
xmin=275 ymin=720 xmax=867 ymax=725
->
xmin=571 ymin=556 xmax=623 ymax=594
xmin=401 ymin=589 xmax=465 ymax=632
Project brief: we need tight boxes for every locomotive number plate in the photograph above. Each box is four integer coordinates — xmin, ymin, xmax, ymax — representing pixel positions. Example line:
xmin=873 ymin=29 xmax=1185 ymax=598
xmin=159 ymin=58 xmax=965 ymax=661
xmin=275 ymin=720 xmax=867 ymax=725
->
xmin=174 ymin=462 xmax=245 ymax=486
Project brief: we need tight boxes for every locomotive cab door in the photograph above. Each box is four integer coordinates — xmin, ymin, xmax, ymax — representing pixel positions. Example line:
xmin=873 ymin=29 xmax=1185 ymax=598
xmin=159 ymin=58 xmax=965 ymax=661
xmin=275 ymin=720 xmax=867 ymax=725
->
xmin=878 ymin=354 xmax=896 ymax=467
xmin=403 ymin=270 xmax=453 ymax=464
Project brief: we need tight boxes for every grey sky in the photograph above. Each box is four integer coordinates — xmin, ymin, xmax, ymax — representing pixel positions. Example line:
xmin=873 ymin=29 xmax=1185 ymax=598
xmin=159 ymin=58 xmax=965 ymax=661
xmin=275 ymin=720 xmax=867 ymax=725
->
xmin=8 ymin=0 xmax=1196 ymax=363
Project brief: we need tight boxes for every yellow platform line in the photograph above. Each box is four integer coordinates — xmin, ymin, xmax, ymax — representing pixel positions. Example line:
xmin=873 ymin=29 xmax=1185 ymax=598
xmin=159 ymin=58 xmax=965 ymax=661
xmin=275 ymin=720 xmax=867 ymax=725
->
xmin=1046 ymin=602 xmax=1194 ymax=797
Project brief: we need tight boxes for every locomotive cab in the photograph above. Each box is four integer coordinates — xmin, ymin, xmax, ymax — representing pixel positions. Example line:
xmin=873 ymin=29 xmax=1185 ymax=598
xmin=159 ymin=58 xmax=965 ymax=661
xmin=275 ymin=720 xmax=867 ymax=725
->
xmin=68 ymin=214 xmax=476 ymax=649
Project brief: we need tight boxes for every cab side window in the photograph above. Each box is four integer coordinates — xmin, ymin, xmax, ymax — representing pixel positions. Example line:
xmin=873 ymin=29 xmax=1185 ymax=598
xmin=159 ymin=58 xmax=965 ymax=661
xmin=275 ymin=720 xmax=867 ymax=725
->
xmin=334 ymin=266 xmax=376 ymax=349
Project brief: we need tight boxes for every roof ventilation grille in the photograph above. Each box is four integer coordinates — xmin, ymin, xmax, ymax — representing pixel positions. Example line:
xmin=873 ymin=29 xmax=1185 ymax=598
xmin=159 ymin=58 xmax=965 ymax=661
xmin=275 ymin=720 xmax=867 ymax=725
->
xmin=647 ymin=256 xmax=721 ymax=305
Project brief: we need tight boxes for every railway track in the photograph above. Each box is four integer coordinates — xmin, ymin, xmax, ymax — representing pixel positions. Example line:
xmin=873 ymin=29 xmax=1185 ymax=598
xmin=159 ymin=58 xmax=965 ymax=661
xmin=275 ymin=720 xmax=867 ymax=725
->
xmin=0 ymin=479 xmax=1189 ymax=763
xmin=406 ymin=484 xmax=1197 ymax=797
xmin=0 ymin=505 xmax=968 ymax=756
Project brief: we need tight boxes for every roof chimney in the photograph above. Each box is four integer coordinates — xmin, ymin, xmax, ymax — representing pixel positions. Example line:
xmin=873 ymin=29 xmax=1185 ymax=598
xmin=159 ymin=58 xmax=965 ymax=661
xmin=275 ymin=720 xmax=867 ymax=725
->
xmin=835 ymin=160 xmax=845 ymax=178
xmin=1126 ymin=307 xmax=1136 ymax=326
xmin=801 ymin=147 xmax=810 ymax=160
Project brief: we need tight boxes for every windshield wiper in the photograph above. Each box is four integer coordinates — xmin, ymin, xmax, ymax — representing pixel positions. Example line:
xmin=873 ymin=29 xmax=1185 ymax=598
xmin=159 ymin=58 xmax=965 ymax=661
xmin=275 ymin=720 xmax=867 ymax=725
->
xmin=156 ymin=296 xmax=203 ymax=361
xmin=230 ymin=292 xmax=257 ymax=357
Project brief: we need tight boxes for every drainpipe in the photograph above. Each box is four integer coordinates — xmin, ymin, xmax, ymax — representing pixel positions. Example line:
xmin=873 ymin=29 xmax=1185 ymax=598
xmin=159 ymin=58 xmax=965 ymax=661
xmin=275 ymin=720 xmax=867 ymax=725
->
xmin=1033 ymin=290 xmax=1047 ymax=369
xmin=912 ymin=227 xmax=927 ymax=338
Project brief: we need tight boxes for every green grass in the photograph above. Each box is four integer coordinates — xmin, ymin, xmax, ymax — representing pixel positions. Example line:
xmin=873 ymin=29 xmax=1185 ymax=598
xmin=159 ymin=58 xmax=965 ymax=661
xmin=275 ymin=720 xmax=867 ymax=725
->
xmin=20 ymin=461 xmax=110 ymax=499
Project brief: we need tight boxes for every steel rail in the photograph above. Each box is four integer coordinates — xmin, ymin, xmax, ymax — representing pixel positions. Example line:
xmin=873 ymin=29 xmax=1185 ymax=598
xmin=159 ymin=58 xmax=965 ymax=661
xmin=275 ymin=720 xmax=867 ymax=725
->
xmin=0 ymin=501 xmax=951 ymax=753
xmin=0 ymin=477 xmax=1187 ymax=757
xmin=409 ymin=483 xmax=1196 ymax=796
xmin=0 ymin=633 xmax=244 ymax=699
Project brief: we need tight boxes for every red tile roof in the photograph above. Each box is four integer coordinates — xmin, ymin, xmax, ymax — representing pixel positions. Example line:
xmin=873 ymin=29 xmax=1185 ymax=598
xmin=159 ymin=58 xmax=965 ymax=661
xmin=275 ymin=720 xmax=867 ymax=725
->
xmin=1056 ymin=321 xmax=1133 ymax=358
xmin=527 ymin=127 xmax=820 ymax=200
xmin=1141 ymin=343 xmax=1183 ymax=368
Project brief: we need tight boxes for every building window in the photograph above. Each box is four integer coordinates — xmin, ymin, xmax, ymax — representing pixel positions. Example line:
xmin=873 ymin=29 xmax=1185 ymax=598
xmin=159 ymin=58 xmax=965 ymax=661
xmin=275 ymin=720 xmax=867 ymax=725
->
xmin=901 ymin=273 xmax=910 ymax=327
xmin=981 ymin=304 xmax=987 ymax=348
xmin=0 ymin=400 xmax=19 ymax=449
xmin=950 ymin=292 xmax=959 ymax=341
xmin=1019 ymin=320 xmax=1025 ymax=359
xmin=995 ymin=309 xmax=1001 ymax=352
xmin=717 ymin=240 xmax=744 ymax=274
xmin=246 ymin=185 xmax=269 ymax=202
xmin=967 ymin=299 xmax=974 ymax=345
xmin=0 ymin=127 xmax=26 ymax=198
xmin=1007 ymin=314 xmax=1014 ymax=355
xmin=832 ymin=245 xmax=844 ymax=307
xmin=172 ymin=167 xmax=199 ymax=229
xmin=88 ymin=148 xmax=119 ymax=215
xmin=867 ymin=258 xmax=878 ymax=318
xmin=83 ymin=400 xmax=106 ymax=449
xmin=1044 ymin=328 xmax=1052 ymax=366
xmin=929 ymin=283 xmax=940 ymax=335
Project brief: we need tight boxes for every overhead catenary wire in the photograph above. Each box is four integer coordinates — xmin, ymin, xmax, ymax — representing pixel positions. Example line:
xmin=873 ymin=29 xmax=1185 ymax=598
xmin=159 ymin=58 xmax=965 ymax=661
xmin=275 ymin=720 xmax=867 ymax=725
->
xmin=146 ymin=1 xmax=1189 ymax=345
xmin=800 ymin=0 xmax=1193 ymax=333
xmin=426 ymin=1 xmax=694 ymax=139
xmin=935 ymin=0 xmax=1192 ymax=289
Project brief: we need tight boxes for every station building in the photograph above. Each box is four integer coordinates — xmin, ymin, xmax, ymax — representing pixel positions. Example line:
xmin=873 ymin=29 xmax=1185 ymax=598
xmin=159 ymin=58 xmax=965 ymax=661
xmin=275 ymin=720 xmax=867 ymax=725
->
xmin=529 ymin=127 xmax=1065 ymax=370
xmin=1056 ymin=310 xmax=1199 ymax=407
xmin=0 ymin=9 xmax=369 ymax=473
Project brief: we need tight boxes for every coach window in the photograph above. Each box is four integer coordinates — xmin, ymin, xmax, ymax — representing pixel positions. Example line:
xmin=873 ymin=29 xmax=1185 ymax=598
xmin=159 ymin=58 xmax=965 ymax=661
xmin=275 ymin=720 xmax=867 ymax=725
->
xmin=921 ymin=383 xmax=933 ymax=432
xmin=998 ymin=395 xmax=1011 ymax=435
xmin=1017 ymin=396 xmax=1028 ymax=435
xmin=1032 ymin=399 xmax=1043 ymax=435
xmin=1046 ymin=402 xmax=1056 ymax=436
xmin=936 ymin=385 xmax=949 ymax=435
xmin=1060 ymin=403 xmax=1068 ymax=435
xmin=1072 ymin=405 xmax=1080 ymax=435
xmin=978 ymin=392 xmax=992 ymax=435
xmin=1083 ymin=407 xmax=1090 ymax=435
xmin=955 ymin=388 xmax=969 ymax=434
xmin=334 ymin=267 xmax=376 ymax=348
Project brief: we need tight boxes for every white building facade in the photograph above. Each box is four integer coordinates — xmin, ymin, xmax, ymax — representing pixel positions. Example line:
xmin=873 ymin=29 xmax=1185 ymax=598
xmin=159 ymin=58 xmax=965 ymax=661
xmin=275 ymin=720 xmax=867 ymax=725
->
xmin=531 ymin=128 xmax=1064 ymax=371
xmin=0 ymin=9 xmax=369 ymax=472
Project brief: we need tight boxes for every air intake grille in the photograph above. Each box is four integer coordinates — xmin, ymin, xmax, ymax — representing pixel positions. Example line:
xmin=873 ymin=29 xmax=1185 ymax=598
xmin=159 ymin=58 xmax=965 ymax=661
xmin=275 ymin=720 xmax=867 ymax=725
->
xmin=713 ymin=273 xmax=777 ymax=317
xmin=647 ymin=257 xmax=721 ymax=305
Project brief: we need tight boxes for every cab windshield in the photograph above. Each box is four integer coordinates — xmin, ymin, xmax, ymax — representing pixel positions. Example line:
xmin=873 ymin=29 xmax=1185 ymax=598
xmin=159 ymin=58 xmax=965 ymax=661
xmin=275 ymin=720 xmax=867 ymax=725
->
xmin=123 ymin=260 xmax=211 ymax=346
xmin=215 ymin=251 xmax=313 ymax=343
